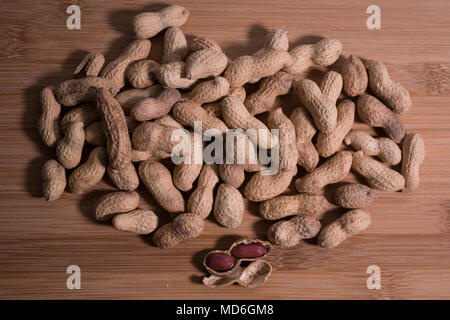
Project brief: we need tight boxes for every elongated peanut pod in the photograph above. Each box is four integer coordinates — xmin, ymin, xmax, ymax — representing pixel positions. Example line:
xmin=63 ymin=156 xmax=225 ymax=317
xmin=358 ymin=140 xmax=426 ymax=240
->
xmin=187 ymin=164 xmax=219 ymax=219
xmin=39 ymin=87 xmax=61 ymax=148
xmin=267 ymin=215 xmax=321 ymax=248
xmin=153 ymin=213 xmax=204 ymax=249
xmin=401 ymin=133 xmax=425 ymax=192
xmin=126 ymin=59 xmax=160 ymax=89
xmin=173 ymin=134 xmax=203 ymax=191
xmin=316 ymin=100 xmax=355 ymax=157
xmin=334 ymin=183 xmax=376 ymax=209
xmin=185 ymin=48 xmax=229 ymax=80
xmin=260 ymin=194 xmax=330 ymax=220
xmin=341 ymin=55 xmax=367 ymax=97
xmin=73 ymin=52 xmax=105 ymax=77
xmin=139 ymin=161 xmax=185 ymax=213
xmin=56 ymin=121 xmax=85 ymax=169
xmin=252 ymin=28 xmax=289 ymax=58
xmin=214 ymin=183 xmax=244 ymax=229
xmin=364 ymin=59 xmax=412 ymax=114
xmin=131 ymin=88 xmax=181 ymax=121
xmin=133 ymin=5 xmax=190 ymax=39
xmin=357 ymin=94 xmax=405 ymax=143
xmin=352 ymin=151 xmax=405 ymax=191
xmin=107 ymin=162 xmax=140 ymax=191
xmin=96 ymin=88 xmax=132 ymax=170
xmin=244 ymin=169 xmax=297 ymax=202
xmin=60 ymin=102 xmax=99 ymax=131
xmin=290 ymin=107 xmax=319 ymax=172
xmin=68 ymin=147 xmax=107 ymax=195
xmin=112 ymin=209 xmax=159 ymax=235
xmin=94 ymin=191 xmax=139 ymax=221
xmin=41 ymin=159 xmax=66 ymax=201
xmin=162 ymin=26 xmax=188 ymax=64
xmin=203 ymin=86 xmax=246 ymax=119
xmin=116 ymin=85 xmax=162 ymax=115
xmin=184 ymin=77 xmax=230 ymax=104
xmin=318 ymin=209 xmax=371 ymax=248
xmin=295 ymin=151 xmax=353 ymax=194
xmin=157 ymin=61 xmax=198 ymax=89
xmin=219 ymin=164 xmax=245 ymax=188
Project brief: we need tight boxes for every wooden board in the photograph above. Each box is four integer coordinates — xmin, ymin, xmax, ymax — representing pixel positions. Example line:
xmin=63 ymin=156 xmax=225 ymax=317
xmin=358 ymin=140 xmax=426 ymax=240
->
xmin=0 ymin=0 xmax=449 ymax=299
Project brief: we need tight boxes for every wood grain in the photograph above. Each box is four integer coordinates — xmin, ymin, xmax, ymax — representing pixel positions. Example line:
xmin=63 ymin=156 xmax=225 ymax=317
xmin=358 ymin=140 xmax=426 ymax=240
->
xmin=0 ymin=0 xmax=449 ymax=299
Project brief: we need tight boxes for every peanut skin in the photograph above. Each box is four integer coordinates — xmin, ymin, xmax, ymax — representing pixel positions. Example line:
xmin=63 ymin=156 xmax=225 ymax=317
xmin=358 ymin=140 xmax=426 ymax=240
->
xmin=94 ymin=191 xmax=139 ymax=221
xmin=39 ymin=87 xmax=61 ymax=148
xmin=214 ymin=183 xmax=244 ymax=229
xmin=267 ymin=215 xmax=321 ymax=248
xmin=205 ymin=252 xmax=236 ymax=272
xmin=401 ymin=133 xmax=425 ymax=192
xmin=318 ymin=209 xmax=371 ymax=248
xmin=341 ymin=55 xmax=368 ymax=97
xmin=131 ymin=88 xmax=181 ymax=121
xmin=41 ymin=159 xmax=66 ymax=202
xmin=153 ymin=213 xmax=204 ymax=249
xmin=112 ymin=209 xmax=158 ymax=235
xmin=260 ymin=194 xmax=330 ymax=220
xmin=334 ymin=183 xmax=376 ymax=209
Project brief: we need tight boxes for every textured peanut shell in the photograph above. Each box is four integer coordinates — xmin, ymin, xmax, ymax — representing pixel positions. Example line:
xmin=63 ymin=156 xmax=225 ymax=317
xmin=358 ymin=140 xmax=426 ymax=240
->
xmin=68 ymin=146 xmax=107 ymax=195
xmin=94 ymin=191 xmax=139 ymax=221
xmin=131 ymin=149 xmax=154 ymax=163
xmin=131 ymin=88 xmax=181 ymax=121
xmin=162 ymin=26 xmax=188 ymax=64
xmin=173 ymin=162 xmax=203 ymax=192
xmin=253 ymin=28 xmax=289 ymax=58
xmin=295 ymin=151 xmax=353 ymax=194
xmin=157 ymin=61 xmax=198 ymax=89
xmin=318 ymin=209 xmax=371 ymax=248
xmin=56 ymin=121 xmax=85 ymax=169
xmin=357 ymin=94 xmax=405 ymax=143
xmin=139 ymin=161 xmax=185 ymax=213
xmin=187 ymin=164 xmax=219 ymax=219
xmin=203 ymin=260 xmax=272 ymax=288
xmin=107 ymin=162 xmax=140 ymax=191
xmin=290 ymin=107 xmax=319 ymax=172
xmin=334 ymin=183 xmax=376 ymax=209
xmin=184 ymin=77 xmax=230 ymax=104
xmin=267 ymin=215 xmax=321 ymax=248
xmin=364 ymin=59 xmax=412 ymax=114
xmin=222 ymin=96 xmax=276 ymax=149
xmin=39 ymin=86 xmax=61 ymax=148
xmin=401 ymin=133 xmax=425 ymax=192
xmin=341 ymin=55 xmax=368 ymax=97
xmin=153 ymin=213 xmax=204 ymax=249
xmin=116 ymin=85 xmax=162 ymax=115
xmin=245 ymin=71 xmax=293 ymax=115
xmin=132 ymin=121 xmax=182 ymax=158
xmin=41 ymin=159 xmax=66 ymax=202
xmin=73 ymin=52 xmax=105 ymax=77
xmin=214 ymin=183 xmax=244 ymax=229
xmin=126 ymin=59 xmax=160 ymax=89
xmin=203 ymin=86 xmax=246 ymax=119
xmin=316 ymin=99 xmax=355 ymax=157
xmin=244 ymin=169 xmax=297 ymax=202
xmin=352 ymin=151 xmax=405 ymax=191
xmin=60 ymin=102 xmax=99 ymax=130
xmin=260 ymin=194 xmax=330 ymax=220
xmin=185 ymin=49 xmax=228 ymax=80
xmin=224 ymin=49 xmax=293 ymax=87
xmin=189 ymin=37 xmax=223 ymax=52
xmin=83 ymin=116 xmax=138 ymax=146
xmin=55 ymin=77 xmax=119 ymax=107
xmin=133 ymin=5 xmax=190 ymax=39
xmin=112 ymin=209 xmax=158 ymax=235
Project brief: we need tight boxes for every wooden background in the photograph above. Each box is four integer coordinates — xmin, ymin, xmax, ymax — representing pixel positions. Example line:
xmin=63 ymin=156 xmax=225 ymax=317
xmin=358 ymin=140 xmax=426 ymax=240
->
xmin=0 ymin=0 xmax=449 ymax=300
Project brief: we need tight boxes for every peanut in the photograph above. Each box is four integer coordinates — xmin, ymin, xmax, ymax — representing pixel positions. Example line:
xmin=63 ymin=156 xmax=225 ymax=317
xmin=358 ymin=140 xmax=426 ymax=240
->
xmin=85 ymin=116 xmax=138 ymax=146
xmin=139 ymin=160 xmax=185 ymax=213
xmin=334 ymin=183 xmax=376 ymax=209
xmin=284 ymin=38 xmax=342 ymax=75
xmin=68 ymin=146 xmax=107 ymax=195
xmin=131 ymin=88 xmax=181 ymax=121
xmin=131 ymin=149 xmax=154 ymax=163
xmin=267 ymin=215 xmax=321 ymax=248
xmin=316 ymin=99 xmax=355 ymax=157
xmin=401 ymin=133 xmax=425 ymax=192
xmin=185 ymin=39 xmax=228 ymax=80
xmin=133 ymin=5 xmax=190 ymax=39
xmin=56 ymin=121 xmax=85 ymax=169
xmin=60 ymin=102 xmax=99 ymax=130
xmin=352 ymin=151 xmax=405 ymax=191
xmin=222 ymin=96 xmax=277 ymax=149
xmin=39 ymin=86 xmax=61 ymax=148
xmin=230 ymin=242 xmax=269 ymax=259
xmin=224 ymin=49 xmax=293 ymax=87
xmin=173 ymin=132 xmax=203 ymax=191
xmin=183 ymin=77 xmax=230 ymax=104
xmin=244 ymin=169 xmax=297 ymax=202
xmin=187 ymin=164 xmax=219 ymax=219
xmin=295 ymin=151 xmax=353 ymax=194
xmin=162 ymin=26 xmax=188 ymax=64
xmin=73 ymin=52 xmax=105 ymax=77
xmin=318 ymin=209 xmax=371 ymax=248
xmin=126 ymin=59 xmax=160 ymax=89
xmin=341 ymin=55 xmax=368 ymax=97
xmin=364 ymin=59 xmax=412 ymax=114
xmin=214 ymin=183 xmax=244 ymax=229
xmin=115 ymin=85 xmax=162 ymax=115
xmin=357 ymin=94 xmax=405 ymax=143
xmin=344 ymin=130 xmax=402 ymax=165
xmin=153 ymin=213 xmax=204 ymax=249
xmin=205 ymin=253 xmax=236 ymax=272
xmin=203 ymin=86 xmax=246 ymax=119
xmin=253 ymin=28 xmax=289 ymax=58
xmin=244 ymin=71 xmax=293 ymax=115
xmin=96 ymin=88 xmax=132 ymax=170
xmin=41 ymin=159 xmax=66 ymax=201
xmin=112 ymin=208 xmax=158 ymax=234
xmin=290 ymin=107 xmax=319 ymax=172
xmin=260 ymin=194 xmax=330 ymax=220
xmin=293 ymin=71 xmax=342 ymax=134
xmin=157 ymin=61 xmax=198 ymax=89
xmin=94 ymin=191 xmax=139 ymax=221
xmin=107 ymin=162 xmax=140 ymax=191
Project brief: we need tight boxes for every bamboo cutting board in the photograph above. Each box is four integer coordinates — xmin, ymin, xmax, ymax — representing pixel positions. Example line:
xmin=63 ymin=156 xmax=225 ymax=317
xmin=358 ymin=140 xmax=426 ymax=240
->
xmin=0 ymin=0 xmax=449 ymax=299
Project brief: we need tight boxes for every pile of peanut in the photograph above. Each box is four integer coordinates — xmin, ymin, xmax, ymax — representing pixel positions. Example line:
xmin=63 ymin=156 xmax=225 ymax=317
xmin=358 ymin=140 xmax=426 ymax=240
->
xmin=39 ymin=5 xmax=425 ymax=286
